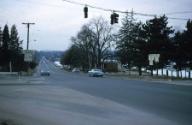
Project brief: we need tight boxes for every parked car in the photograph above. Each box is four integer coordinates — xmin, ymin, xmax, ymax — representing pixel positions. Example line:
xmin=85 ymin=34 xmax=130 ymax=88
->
xmin=88 ymin=69 xmax=104 ymax=77
xmin=40 ymin=70 xmax=50 ymax=76
xmin=72 ymin=68 xmax=80 ymax=73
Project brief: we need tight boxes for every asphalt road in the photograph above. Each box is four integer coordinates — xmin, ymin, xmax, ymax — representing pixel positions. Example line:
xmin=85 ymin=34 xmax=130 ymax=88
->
xmin=0 ymin=58 xmax=192 ymax=125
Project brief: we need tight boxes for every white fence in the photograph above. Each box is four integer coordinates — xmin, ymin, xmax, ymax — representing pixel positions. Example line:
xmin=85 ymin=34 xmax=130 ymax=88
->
xmin=151 ymin=69 xmax=192 ymax=78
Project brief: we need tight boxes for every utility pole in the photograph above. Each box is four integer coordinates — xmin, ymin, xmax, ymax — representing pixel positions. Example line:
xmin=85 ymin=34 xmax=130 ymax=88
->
xmin=22 ymin=22 xmax=35 ymax=50
xmin=130 ymin=9 xmax=135 ymax=21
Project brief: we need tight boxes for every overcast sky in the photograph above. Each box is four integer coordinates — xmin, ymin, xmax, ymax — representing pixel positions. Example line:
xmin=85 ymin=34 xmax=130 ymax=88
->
xmin=0 ymin=0 xmax=191 ymax=51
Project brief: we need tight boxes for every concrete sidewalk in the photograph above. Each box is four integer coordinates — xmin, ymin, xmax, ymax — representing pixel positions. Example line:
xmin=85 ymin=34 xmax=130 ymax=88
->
xmin=166 ymin=80 xmax=192 ymax=86
xmin=0 ymin=76 xmax=45 ymax=85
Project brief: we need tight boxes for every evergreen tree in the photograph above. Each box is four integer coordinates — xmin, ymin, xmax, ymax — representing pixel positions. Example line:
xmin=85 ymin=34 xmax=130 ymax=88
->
xmin=0 ymin=27 xmax=2 ymax=48
xmin=116 ymin=13 xmax=147 ymax=75
xmin=1 ymin=24 xmax=10 ymax=70
xmin=183 ymin=20 xmax=192 ymax=78
xmin=9 ymin=25 xmax=23 ymax=71
xmin=172 ymin=20 xmax=192 ymax=78
xmin=172 ymin=31 xmax=186 ymax=77
xmin=116 ymin=13 xmax=135 ymax=67
xmin=0 ymin=27 xmax=3 ymax=66
xmin=143 ymin=15 xmax=174 ymax=75
xmin=61 ymin=45 xmax=84 ymax=68
xmin=10 ymin=25 xmax=20 ymax=52
xmin=0 ymin=24 xmax=24 ymax=71
xmin=184 ymin=20 xmax=192 ymax=67
xmin=2 ymin=24 xmax=10 ymax=51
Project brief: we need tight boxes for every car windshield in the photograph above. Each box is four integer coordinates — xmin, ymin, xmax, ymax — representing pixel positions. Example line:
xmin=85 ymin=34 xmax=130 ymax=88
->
xmin=93 ymin=69 xmax=102 ymax=71
xmin=0 ymin=0 xmax=192 ymax=125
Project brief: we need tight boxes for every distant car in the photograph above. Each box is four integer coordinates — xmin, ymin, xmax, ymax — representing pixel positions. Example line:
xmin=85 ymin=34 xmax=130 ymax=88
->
xmin=88 ymin=69 xmax=104 ymax=77
xmin=72 ymin=68 xmax=80 ymax=73
xmin=54 ymin=61 xmax=63 ymax=69
xmin=40 ymin=70 xmax=50 ymax=76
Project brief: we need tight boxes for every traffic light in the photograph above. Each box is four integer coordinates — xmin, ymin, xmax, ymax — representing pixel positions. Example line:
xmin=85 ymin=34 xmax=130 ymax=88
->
xmin=111 ymin=13 xmax=114 ymax=24
xmin=110 ymin=12 xmax=119 ymax=25
xmin=84 ymin=6 xmax=88 ymax=18
xmin=113 ymin=13 xmax=119 ymax=23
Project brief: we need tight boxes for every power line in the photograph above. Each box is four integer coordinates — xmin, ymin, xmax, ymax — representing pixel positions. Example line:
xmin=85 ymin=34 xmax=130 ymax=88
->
xmin=14 ymin=0 xmax=64 ymax=8
xmin=165 ymin=11 xmax=192 ymax=15
xmin=62 ymin=0 xmax=190 ymax=21
xmin=167 ymin=17 xmax=190 ymax=21
xmin=62 ymin=0 xmax=155 ymax=16
xmin=11 ymin=0 xmax=191 ymax=21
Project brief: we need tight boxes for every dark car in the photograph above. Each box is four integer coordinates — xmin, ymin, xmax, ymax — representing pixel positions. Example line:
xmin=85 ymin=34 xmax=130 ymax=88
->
xmin=40 ymin=70 xmax=50 ymax=76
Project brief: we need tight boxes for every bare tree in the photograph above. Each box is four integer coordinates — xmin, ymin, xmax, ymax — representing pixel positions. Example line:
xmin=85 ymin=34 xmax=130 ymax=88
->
xmin=71 ymin=25 xmax=94 ymax=69
xmin=89 ymin=17 xmax=114 ymax=68
xmin=72 ymin=17 xmax=114 ymax=69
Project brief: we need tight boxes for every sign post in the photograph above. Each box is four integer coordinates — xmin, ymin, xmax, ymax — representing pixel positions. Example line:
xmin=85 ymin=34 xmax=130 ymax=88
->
xmin=24 ymin=50 xmax=33 ymax=62
xmin=23 ymin=50 xmax=34 ymax=75
xmin=148 ymin=54 xmax=160 ymax=76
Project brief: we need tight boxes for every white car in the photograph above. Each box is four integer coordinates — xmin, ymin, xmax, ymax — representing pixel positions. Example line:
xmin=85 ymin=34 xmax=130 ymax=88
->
xmin=88 ymin=69 xmax=104 ymax=77
xmin=72 ymin=68 xmax=80 ymax=73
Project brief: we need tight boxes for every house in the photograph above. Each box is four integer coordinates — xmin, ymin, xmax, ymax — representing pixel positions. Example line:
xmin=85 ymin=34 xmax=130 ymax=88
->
xmin=102 ymin=59 xmax=122 ymax=72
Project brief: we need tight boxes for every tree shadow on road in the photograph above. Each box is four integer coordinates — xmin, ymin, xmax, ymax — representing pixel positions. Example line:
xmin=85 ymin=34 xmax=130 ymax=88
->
xmin=0 ymin=119 xmax=21 ymax=125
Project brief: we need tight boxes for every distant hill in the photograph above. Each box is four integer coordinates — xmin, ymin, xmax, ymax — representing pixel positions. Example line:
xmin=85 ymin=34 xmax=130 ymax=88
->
xmin=36 ymin=51 xmax=65 ymax=62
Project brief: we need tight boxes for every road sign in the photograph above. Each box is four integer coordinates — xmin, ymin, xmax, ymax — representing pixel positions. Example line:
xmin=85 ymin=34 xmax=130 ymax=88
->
xmin=23 ymin=50 xmax=34 ymax=62
xmin=148 ymin=54 xmax=160 ymax=65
